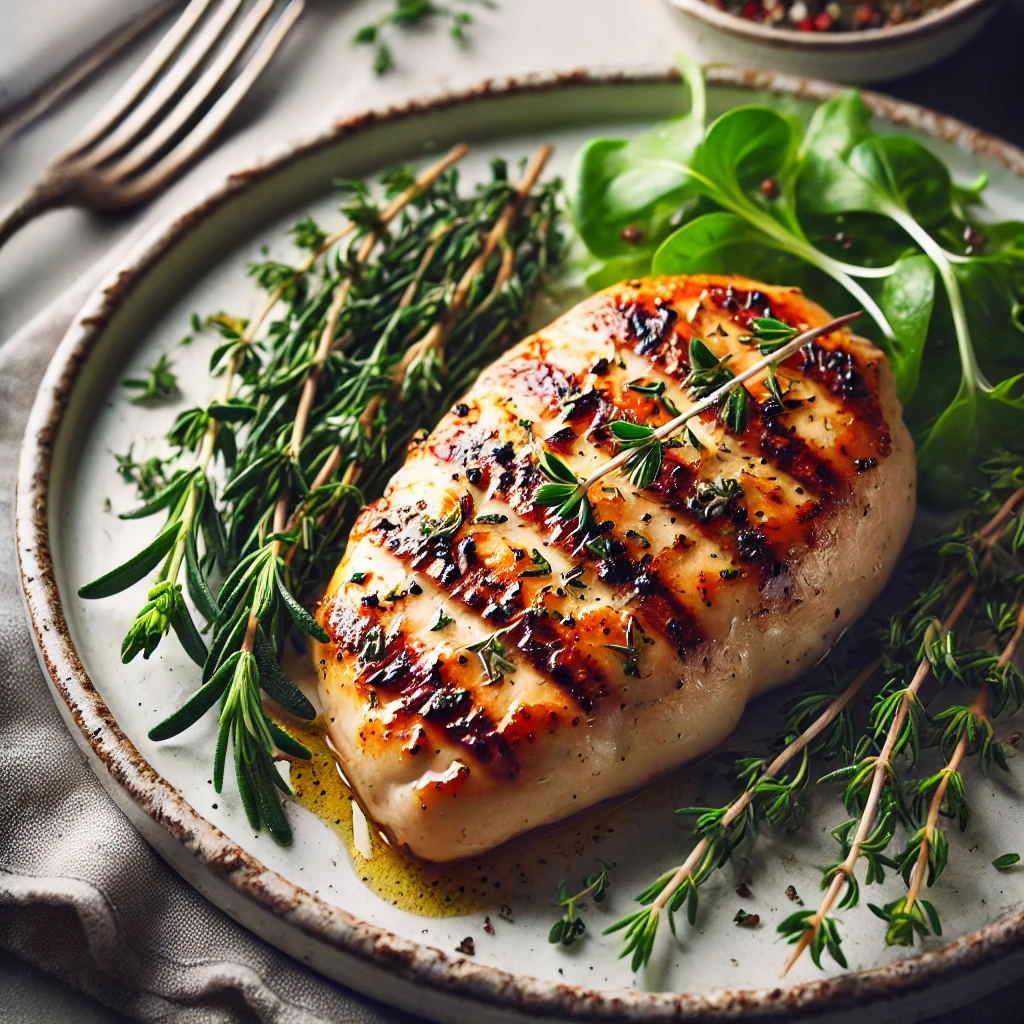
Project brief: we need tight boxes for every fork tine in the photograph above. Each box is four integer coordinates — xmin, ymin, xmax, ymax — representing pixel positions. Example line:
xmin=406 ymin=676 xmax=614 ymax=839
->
xmin=113 ymin=0 xmax=277 ymax=178
xmin=81 ymin=0 xmax=244 ymax=169
xmin=62 ymin=0 xmax=216 ymax=161
xmin=117 ymin=0 xmax=304 ymax=204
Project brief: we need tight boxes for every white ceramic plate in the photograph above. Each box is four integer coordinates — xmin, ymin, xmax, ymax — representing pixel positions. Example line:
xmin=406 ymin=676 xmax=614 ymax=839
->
xmin=16 ymin=68 xmax=1024 ymax=1023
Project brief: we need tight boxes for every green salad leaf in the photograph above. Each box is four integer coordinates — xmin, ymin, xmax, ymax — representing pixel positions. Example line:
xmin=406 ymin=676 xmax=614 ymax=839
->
xmin=568 ymin=57 xmax=706 ymax=267
xmin=569 ymin=65 xmax=1024 ymax=504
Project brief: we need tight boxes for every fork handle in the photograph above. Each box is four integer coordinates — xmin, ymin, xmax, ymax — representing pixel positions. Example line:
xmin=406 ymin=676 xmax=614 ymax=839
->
xmin=0 ymin=174 xmax=73 ymax=251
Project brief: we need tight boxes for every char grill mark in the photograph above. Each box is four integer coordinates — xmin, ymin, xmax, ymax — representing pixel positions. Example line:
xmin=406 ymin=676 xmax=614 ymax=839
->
xmin=638 ymin=588 xmax=704 ymax=655
xmin=800 ymin=340 xmax=863 ymax=399
xmin=563 ymin=386 xmax=615 ymax=427
xmin=616 ymin=298 xmax=691 ymax=376
xmin=759 ymin=421 xmax=844 ymax=498
xmin=428 ymin=422 xmax=495 ymax=468
xmin=544 ymin=425 xmax=578 ymax=457
xmin=611 ymin=283 xmax=888 ymax=560
xmin=355 ymin=638 xmax=515 ymax=775
xmin=643 ymin=447 xmax=795 ymax=585
xmin=483 ymin=356 xmax=580 ymax=412
xmin=414 ymin=425 xmax=712 ymax=665
xmin=324 ymin=595 xmax=378 ymax=655
xmin=706 ymin=283 xmax=778 ymax=324
xmin=358 ymin=491 xmax=618 ymax=711
xmin=621 ymin=300 xmax=680 ymax=355
xmin=505 ymin=609 xmax=607 ymax=713
xmin=544 ymin=386 xmax=620 ymax=456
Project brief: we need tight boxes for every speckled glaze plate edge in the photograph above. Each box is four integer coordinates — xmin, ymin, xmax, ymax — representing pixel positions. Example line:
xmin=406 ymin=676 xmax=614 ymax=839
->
xmin=15 ymin=67 xmax=1024 ymax=1024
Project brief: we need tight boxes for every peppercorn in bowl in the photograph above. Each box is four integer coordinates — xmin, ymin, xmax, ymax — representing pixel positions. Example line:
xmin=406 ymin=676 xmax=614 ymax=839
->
xmin=665 ymin=0 xmax=1000 ymax=82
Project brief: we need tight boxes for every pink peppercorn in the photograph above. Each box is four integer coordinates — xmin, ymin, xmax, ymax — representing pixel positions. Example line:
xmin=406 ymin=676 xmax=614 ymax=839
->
xmin=814 ymin=11 xmax=832 ymax=28
xmin=798 ymin=16 xmax=814 ymax=29
xmin=741 ymin=1 xmax=761 ymax=19
xmin=855 ymin=4 xmax=877 ymax=25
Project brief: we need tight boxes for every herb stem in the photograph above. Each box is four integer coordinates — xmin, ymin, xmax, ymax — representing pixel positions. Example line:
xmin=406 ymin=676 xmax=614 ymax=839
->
xmin=395 ymin=143 xmax=553 ymax=380
xmin=890 ymin=209 xmax=988 ymax=394
xmin=649 ymin=659 xmax=877 ymax=921
xmin=781 ymin=492 xmax=1024 ymax=975
xmin=903 ymin=600 xmax=1024 ymax=918
xmin=579 ymin=312 xmax=861 ymax=495
xmin=289 ymin=144 xmax=470 ymax=458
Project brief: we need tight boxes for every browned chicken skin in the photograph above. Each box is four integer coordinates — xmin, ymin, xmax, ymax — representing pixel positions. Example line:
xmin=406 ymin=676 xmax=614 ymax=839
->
xmin=312 ymin=275 xmax=916 ymax=862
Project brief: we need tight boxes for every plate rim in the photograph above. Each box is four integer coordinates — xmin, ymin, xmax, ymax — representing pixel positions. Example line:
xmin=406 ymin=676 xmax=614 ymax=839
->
xmin=15 ymin=65 xmax=1024 ymax=1021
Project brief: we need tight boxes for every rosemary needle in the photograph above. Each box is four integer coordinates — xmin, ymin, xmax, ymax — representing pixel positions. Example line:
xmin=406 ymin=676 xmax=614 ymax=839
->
xmin=80 ymin=142 xmax=564 ymax=844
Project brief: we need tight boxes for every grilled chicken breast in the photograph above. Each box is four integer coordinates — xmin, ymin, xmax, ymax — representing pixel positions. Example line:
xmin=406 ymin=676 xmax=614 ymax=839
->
xmin=312 ymin=275 xmax=915 ymax=863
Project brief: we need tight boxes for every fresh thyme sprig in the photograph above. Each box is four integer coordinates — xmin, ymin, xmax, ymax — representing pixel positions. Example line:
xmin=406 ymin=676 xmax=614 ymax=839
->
xmin=606 ymin=467 xmax=1024 ymax=974
xmin=79 ymin=143 xmax=563 ymax=843
xmin=549 ymin=859 xmax=614 ymax=947
xmin=606 ymin=660 xmax=876 ymax=971
xmin=781 ymin=480 xmax=1024 ymax=974
xmin=353 ymin=0 xmax=493 ymax=74
xmin=534 ymin=312 xmax=861 ymax=527
xmin=122 ymin=352 xmax=179 ymax=405
xmin=870 ymin=600 xmax=1024 ymax=948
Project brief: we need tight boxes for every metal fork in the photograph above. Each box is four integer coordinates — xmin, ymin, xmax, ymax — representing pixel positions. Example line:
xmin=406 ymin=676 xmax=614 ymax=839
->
xmin=0 ymin=0 xmax=304 ymax=250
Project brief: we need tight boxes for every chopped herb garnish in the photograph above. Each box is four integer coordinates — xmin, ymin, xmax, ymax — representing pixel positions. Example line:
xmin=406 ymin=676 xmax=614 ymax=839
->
xmin=627 ymin=379 xmax=666 ymax=398
xmin=420 ymin=506 xmax=464 ymax=541
xmin=465 ymin=627 xmax=517 ymax=683
xmin=605 ymin=615 xmax=651 ymax=678
xmin=430 ymin=608 xmax=455 ymax=631
xmin=687 ymin=476 xmax=744 ymax=521
xmin=519 ymin=549 xmax=552 ymax=577
xmin=122 ymin=353 xmax=178 ymax=405
xmin=360 ymin=625 xmax=386 ymax=663
xmin=549 ymin=860 xmax=614 ymax=947
xmin=563 ymin=563 xmax=587 ymax=590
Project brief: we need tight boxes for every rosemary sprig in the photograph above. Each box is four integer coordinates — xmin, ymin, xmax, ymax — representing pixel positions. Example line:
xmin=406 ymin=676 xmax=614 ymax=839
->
xmin=535 ymin=312 xmax=861 ymax=526
xmin=80 ymin=143 xmax=563 ymax=843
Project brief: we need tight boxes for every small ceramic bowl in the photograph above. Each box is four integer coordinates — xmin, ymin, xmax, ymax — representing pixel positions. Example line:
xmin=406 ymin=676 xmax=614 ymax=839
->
xmin=666 ymin=0 xmax=1001 ymax=83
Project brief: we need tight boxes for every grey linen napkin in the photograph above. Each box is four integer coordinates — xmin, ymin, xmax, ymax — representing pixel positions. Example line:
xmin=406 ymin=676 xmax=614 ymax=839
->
xmin=0 ymin=263 xmax=410 ymax=1024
